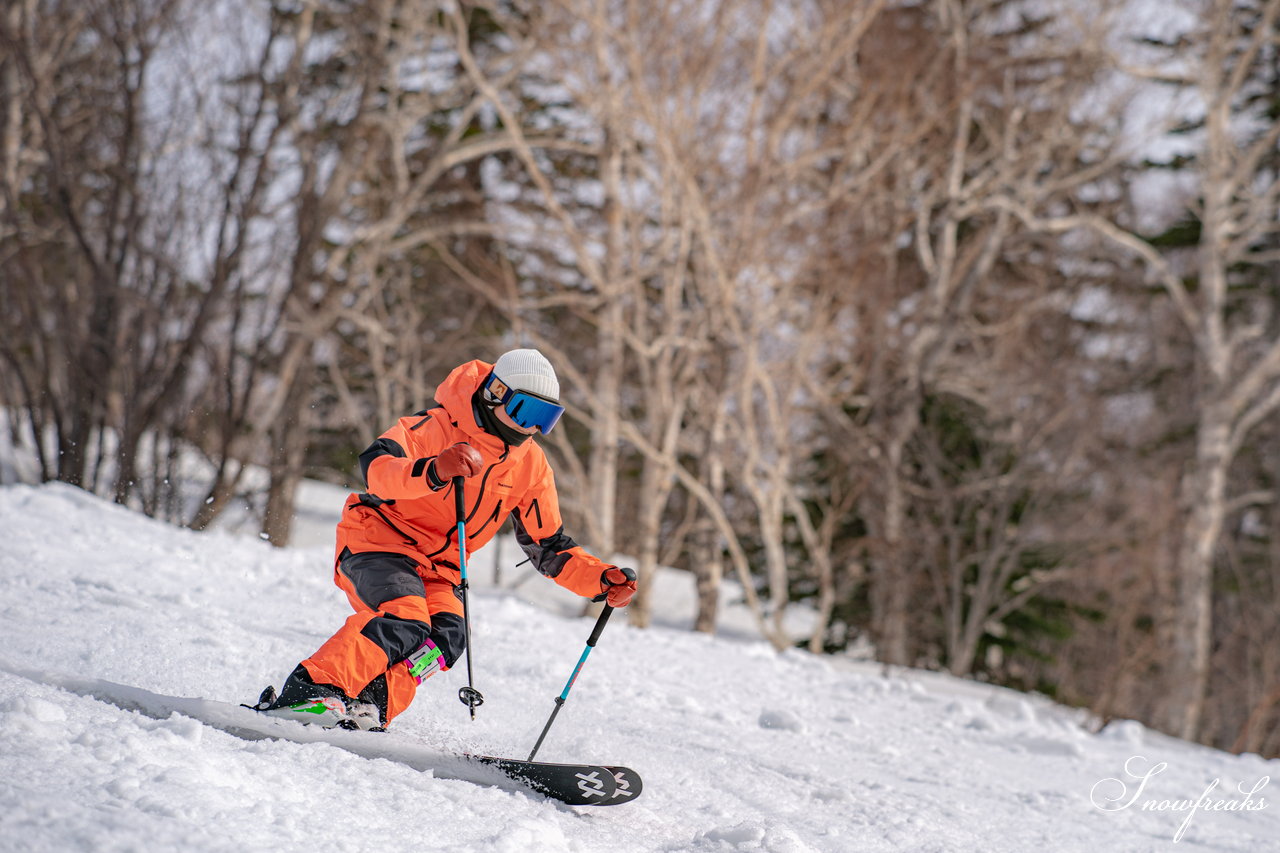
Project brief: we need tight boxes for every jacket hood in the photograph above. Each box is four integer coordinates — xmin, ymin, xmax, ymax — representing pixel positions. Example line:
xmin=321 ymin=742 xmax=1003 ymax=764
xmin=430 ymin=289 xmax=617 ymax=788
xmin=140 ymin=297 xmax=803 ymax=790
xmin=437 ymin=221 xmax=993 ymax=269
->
xmin=434 ymin=359 xmax=529 ymax=458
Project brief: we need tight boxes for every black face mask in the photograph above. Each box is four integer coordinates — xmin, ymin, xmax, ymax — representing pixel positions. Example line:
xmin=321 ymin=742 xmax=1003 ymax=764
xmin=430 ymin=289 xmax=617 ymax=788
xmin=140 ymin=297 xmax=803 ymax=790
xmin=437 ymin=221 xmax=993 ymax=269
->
xmin=473 ymin=389 xmax=532 ymax=447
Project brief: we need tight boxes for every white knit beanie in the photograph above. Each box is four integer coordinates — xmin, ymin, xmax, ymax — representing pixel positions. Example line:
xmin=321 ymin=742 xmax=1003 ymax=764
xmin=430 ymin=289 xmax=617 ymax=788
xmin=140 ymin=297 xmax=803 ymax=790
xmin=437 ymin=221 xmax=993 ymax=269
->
xmin=492 ymin=348 xmax=560 ymax=401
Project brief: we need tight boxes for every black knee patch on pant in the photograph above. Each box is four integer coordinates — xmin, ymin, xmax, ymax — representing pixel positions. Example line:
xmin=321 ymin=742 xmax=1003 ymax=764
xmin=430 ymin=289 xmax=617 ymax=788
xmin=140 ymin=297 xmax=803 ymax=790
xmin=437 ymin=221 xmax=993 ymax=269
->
xmin=428 ymin=612 xmax=467 ymax=668
xmin=338 ymin=549 xmax=426 ymax=609
xmin=360 ymin=613 xmax=433 ymax=665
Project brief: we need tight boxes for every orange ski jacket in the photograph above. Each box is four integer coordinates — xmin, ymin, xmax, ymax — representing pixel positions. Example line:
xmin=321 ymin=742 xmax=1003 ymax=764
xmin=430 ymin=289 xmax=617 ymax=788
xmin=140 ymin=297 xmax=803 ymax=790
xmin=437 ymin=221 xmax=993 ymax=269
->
xmin=334 ymin=359 xmax=613 ymax=599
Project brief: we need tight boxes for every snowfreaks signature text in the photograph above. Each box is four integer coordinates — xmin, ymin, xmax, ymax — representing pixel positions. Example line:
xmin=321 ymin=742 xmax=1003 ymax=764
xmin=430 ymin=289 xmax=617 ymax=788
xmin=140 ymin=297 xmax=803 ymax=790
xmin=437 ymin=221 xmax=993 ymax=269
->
xmin=1090 ymin=755 xmax=1270 ymax=843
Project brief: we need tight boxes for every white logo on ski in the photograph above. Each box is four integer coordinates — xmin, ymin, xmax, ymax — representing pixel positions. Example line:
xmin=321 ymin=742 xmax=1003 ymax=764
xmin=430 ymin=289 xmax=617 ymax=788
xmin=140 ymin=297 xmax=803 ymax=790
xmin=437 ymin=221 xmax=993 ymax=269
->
xmin=612 ymin=770 xmax=634 ymax=798
xmin=575 ymin=770 xmax=608 ymax=798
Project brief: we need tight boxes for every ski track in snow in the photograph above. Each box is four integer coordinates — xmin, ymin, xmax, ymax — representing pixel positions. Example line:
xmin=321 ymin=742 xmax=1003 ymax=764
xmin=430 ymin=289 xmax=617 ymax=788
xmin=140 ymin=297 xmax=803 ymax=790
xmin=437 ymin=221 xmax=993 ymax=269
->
xmin=1 ymin=482 xmax=1278 ymax=852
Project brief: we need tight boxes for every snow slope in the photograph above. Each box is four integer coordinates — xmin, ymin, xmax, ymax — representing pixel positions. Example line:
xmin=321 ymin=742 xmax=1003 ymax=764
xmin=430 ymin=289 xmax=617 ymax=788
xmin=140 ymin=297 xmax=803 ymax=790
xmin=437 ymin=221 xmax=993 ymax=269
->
xmin=1 ymin=483 xmax=1276 ymax=852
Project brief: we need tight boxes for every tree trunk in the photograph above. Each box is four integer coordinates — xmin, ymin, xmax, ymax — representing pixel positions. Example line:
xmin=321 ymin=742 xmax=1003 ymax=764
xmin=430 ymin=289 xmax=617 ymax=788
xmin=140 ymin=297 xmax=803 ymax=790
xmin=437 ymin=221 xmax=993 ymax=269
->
xmin=875 ymin=410 xmax=917 ymax=666
xmin=260 ymin=364 xmax=315 ymax=547
xmin=592 ymin=141 xmax=626 ymax=558
xmin=629 ymin=465 xmax=665 ymax=629
xmin=692 ymin=417 xmax=728 ymax=634
xmin=692 ymin=533 xmax=723 ymax=634
xmin=188 ymin=459 xmax=245 ymax=532
xmin=1160 ymin=414 xmax=1231 ymax=740
xmin=262 ymin=441 xmax=307 ymax=548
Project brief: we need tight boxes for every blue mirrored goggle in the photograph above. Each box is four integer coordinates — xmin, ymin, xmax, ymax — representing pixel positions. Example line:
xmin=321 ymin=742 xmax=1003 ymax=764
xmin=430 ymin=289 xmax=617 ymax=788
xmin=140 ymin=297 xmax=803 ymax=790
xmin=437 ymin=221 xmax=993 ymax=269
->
xmin=483 ymin=374 xmax=564 ymax=434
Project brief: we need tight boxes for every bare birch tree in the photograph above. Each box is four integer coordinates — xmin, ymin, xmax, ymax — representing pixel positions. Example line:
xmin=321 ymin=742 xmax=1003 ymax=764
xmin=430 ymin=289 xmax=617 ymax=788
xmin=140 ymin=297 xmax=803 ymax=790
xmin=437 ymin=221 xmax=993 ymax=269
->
xmin=447 ymin=0 xmax=753 ymax=630
xmin=508 ymin=0 xmax=896 ymax=642
xmin=996 ymin=0 xmax=1280 ymax=739
xmin=203 ymin=1 xmax=552 ymax=543
xmin=773 ymin=0 xmax=1126 ymax=666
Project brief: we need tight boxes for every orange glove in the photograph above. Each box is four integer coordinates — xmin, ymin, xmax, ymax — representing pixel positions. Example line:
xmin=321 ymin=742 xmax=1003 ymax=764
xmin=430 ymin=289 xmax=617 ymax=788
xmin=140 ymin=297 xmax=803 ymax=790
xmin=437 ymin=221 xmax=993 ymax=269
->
xmin=434 ymin=443 xmax=483 ymax=480
xmin=598 ymin=567 xmax=638 ymax=607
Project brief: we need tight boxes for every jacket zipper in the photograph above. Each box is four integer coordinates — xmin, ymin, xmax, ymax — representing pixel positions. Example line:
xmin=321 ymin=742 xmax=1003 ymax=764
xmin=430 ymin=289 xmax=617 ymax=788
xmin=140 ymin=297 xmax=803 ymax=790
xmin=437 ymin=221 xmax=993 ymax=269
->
xmin=465 ymin=500 xmax=504 ymax=541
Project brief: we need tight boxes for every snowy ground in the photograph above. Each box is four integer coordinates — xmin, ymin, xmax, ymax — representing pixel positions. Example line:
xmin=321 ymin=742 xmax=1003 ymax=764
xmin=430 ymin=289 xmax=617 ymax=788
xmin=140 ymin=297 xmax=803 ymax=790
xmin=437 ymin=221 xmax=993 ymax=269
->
xmin=1 ymin=483 xmax=1277 ymax=852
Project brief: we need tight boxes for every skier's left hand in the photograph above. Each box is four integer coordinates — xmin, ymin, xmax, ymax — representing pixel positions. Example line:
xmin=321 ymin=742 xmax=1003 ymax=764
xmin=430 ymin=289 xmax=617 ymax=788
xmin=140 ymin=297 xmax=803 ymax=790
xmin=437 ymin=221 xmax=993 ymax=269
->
xmin=598 ymin=567 xmax=638 ymax=607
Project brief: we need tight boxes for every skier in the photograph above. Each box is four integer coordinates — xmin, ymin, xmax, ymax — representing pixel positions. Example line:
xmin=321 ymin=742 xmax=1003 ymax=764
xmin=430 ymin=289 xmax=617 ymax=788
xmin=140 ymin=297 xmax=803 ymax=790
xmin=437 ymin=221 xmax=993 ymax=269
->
xmin=260 ymin=349 xmax=638 ymax=730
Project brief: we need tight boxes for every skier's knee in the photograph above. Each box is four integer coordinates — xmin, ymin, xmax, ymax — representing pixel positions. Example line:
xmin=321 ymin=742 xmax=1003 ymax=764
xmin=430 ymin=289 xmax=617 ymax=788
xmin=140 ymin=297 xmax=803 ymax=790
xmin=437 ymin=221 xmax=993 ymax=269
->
xmin=359 ymin=613 xmax=433 ymax=664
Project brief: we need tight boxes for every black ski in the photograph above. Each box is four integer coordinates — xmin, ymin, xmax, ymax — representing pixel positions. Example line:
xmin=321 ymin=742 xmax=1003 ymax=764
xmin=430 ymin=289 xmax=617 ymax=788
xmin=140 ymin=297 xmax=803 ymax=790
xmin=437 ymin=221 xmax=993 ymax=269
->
xmin=472 ymin=756 xmax=618 ymax=806
xmin=4 ymin=663 xmax=643 ymax=808
xmin=602 ymin=766 xmax=643 ymax=805
xmin=243 ymin=684 xmax=638 ymax=805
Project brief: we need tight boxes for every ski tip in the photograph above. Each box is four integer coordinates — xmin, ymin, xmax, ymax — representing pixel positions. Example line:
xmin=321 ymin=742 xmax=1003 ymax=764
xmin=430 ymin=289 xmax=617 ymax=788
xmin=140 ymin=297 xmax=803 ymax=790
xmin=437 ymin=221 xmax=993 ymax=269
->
xmin=590 ymin=766 xmax=642 ymax=806
xmin=255 ymin=684 xmax=278 ymax=709
xmin=472 ymin=756 xmax=624 ymax=806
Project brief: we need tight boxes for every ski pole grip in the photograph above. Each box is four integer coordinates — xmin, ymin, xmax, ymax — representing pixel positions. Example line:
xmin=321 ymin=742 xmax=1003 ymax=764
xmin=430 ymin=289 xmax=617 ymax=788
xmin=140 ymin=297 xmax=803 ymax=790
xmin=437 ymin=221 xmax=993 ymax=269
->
xmin=587 ymin=605 xmax=614 ymax=647
xmin=452 ymin=475 xmax=465 ymax=518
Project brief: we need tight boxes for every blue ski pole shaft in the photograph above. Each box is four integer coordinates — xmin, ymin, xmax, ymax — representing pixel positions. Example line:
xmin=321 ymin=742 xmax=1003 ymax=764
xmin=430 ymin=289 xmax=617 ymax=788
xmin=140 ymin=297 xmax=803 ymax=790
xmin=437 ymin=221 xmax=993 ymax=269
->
xmin=527 ymin=604 xmax=614 ymax=762
xmin=453 ymin=477 xmax=483 ymax=719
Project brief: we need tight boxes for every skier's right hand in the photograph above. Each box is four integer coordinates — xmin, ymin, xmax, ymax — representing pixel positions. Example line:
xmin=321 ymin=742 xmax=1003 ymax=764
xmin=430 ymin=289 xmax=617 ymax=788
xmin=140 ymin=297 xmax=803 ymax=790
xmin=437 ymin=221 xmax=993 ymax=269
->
xmin=597 ymin=567 xmax=638 ymax=607
xmin=434 ymin=442 xmax=484 ymax=481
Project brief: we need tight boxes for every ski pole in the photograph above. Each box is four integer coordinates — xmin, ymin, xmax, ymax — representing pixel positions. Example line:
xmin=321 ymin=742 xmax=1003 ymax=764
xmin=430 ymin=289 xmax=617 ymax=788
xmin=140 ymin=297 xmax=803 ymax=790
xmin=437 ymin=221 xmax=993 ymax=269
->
xmin=453 ymin=476 xmax=484 ymax=719
xmin=527 ymin=604 xmax=614 ymax=761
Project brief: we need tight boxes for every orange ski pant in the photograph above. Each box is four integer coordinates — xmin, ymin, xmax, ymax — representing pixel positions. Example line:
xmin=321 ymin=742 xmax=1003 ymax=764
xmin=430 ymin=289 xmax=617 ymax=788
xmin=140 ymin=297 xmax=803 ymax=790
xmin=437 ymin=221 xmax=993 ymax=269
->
xmin=300 ymin=553 xmax=464 ymax=723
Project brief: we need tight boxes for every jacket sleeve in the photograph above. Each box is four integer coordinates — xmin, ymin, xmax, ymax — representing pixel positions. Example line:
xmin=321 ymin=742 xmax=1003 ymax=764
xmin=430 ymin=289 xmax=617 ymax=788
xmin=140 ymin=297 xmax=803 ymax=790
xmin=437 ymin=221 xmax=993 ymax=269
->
xmin=510 ymin=456 xmax=613 ymax=600
xmin=359 ymin=413 xmax=444 ymax=500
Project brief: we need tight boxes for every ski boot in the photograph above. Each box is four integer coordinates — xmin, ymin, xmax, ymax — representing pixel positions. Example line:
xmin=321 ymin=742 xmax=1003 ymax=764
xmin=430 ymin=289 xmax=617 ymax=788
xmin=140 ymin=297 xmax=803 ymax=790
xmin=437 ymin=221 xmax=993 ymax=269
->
xmin=346 ymin=674 xmax=390 ymax=732
xmin=254 ymin=664 xmax=356 ymax=729
xmin=345 ymin=702 xmax=384 ymax=732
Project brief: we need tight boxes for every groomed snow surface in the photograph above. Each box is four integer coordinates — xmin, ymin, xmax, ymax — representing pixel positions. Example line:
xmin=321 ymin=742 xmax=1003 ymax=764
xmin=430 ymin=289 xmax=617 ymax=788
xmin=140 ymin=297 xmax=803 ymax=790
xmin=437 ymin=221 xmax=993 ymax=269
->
xmin=1 ymin=483 xmax=1276 ymax=852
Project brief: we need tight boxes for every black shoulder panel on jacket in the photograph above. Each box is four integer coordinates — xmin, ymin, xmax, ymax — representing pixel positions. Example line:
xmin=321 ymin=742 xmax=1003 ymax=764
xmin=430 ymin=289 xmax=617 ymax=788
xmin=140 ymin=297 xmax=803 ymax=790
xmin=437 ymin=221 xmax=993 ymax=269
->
xmin=359 ymin=437 xmax=407 ymax=485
